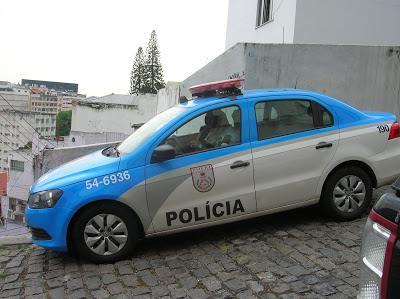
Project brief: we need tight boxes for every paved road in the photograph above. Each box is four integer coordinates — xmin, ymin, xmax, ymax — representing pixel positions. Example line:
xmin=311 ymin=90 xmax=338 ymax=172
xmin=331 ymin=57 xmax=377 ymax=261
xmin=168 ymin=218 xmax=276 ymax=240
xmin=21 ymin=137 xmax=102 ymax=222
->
xmin=0 ymin=186 xmax=391 ymax=299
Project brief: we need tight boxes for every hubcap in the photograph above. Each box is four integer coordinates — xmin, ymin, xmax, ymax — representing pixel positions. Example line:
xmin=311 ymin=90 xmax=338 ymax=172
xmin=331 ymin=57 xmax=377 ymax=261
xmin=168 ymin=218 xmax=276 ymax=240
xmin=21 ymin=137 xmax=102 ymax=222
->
xmin=333 ymin=175 xmax=366 ymax=213
xmin=84 ymin=214 xmax=128 ymax=256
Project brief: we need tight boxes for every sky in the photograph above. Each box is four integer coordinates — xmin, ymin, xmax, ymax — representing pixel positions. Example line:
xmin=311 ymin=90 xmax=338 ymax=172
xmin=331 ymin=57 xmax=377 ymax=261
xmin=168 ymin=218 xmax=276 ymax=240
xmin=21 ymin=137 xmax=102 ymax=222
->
xmin=0 ymin=0 xmax=229 ymax=96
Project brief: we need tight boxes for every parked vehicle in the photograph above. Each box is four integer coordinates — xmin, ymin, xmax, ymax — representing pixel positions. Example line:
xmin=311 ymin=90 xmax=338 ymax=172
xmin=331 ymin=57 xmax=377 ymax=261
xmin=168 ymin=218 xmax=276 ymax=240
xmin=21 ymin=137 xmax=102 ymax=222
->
xmin=359 ymin=178 xmax=400 ymax=299
xmin=25 ymin=79 xmax=400 ymax=262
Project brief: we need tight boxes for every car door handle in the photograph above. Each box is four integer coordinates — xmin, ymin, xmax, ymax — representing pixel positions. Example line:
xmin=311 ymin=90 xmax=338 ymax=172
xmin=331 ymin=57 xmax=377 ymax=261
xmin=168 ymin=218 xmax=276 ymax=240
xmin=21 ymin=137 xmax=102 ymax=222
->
xmin=316 ymin=142 xmax=333 ymax=149
xmin=230 ymin=161 xmax=250 ymax=169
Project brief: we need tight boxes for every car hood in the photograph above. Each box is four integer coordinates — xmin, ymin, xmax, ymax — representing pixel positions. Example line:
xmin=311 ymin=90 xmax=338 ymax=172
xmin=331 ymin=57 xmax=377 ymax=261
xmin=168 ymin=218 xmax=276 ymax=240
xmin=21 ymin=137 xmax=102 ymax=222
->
xmin=31 ymin=149 xmax=120 ymax=193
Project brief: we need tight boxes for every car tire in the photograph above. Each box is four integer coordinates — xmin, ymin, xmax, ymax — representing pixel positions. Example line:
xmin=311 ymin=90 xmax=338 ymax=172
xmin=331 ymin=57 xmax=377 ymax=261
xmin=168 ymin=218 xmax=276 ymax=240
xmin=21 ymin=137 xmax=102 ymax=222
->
xmin=72 ymin=202 xmax=138 ymax=263
xmin=321 ymin=166 xmax=373 ymax=220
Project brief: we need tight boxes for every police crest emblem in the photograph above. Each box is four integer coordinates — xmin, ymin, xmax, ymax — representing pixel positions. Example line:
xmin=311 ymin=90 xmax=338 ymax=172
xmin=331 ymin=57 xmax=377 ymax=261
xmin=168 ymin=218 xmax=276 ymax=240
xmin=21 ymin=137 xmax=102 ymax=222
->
xmin=190 ymin=164 xmax=215 ymax=192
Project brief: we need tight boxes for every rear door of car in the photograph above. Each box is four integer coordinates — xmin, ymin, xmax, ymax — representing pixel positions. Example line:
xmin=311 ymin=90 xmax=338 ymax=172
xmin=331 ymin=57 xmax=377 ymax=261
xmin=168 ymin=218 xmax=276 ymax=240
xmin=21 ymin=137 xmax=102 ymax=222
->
xmin=249 ymin=95 xmax=340 ymax=211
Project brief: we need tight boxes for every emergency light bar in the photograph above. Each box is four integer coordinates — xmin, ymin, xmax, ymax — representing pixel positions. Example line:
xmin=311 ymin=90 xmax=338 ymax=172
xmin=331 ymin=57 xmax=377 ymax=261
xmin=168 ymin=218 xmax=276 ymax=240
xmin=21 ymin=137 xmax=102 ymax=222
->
xmin=189 ymin=79 xmax=244 ymax=98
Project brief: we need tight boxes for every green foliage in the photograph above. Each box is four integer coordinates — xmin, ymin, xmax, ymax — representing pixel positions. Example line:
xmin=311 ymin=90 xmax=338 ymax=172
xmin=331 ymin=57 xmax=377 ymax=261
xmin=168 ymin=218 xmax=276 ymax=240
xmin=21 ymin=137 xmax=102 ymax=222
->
xmin=56 ymin=110 xmax=72 ymax=136
xmin=129 ymin=47 xmax=145 ymax=95
xmin=0 ymin=271 xmax=6 ymax=279
xmin=142 ymin=30 xmax=165 ymax=94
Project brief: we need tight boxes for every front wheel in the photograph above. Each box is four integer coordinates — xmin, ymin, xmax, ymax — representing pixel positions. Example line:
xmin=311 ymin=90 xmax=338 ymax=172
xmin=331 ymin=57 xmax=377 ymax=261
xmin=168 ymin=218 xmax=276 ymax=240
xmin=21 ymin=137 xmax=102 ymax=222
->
xmin=72 ymin=202 xmax=138 ymax=263
xmin=320 ymin=166 xmax=373 ymax=220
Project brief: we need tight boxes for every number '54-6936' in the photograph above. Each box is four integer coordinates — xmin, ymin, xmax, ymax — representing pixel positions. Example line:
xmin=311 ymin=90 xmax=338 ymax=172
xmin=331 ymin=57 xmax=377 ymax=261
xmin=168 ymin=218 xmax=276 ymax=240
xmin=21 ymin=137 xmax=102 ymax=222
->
xmin=85 ymin=171 xmax=130 ymax=190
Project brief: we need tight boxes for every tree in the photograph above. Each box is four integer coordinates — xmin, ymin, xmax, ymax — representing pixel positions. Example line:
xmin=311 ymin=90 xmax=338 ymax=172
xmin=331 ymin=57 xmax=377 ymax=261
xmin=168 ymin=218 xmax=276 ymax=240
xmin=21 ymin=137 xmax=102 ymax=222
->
xmin=129 ymin=47 xmax=145 ymax=95
xmin=56 ymin=110 xmax=72 ymax=136
xmin=142 ymin=30 xmax=165 ymax=94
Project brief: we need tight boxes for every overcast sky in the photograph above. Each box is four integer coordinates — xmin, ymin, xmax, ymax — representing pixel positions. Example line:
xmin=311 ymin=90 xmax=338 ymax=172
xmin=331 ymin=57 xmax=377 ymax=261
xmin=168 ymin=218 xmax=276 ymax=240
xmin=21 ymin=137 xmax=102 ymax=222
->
xmin=1 ymin=0 xmax=228 ymax=96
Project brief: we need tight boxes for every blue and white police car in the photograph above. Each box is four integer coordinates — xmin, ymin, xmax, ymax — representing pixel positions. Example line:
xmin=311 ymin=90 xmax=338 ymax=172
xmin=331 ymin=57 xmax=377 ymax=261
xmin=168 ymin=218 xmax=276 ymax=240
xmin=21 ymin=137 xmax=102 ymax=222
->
xmin=25 ymin=79 xmax=400 ymax=262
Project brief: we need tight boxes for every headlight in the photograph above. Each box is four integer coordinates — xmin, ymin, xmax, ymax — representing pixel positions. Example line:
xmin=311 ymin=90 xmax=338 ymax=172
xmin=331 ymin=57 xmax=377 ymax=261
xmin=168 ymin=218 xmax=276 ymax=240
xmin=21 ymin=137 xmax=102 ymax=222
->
xmin=28 ymin=189 xmax=63 ymax=209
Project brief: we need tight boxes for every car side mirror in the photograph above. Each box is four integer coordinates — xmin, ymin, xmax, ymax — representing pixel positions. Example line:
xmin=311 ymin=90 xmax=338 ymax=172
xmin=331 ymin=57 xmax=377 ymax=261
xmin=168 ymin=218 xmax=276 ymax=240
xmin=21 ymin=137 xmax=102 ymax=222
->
xmin=151 ymin=144 xmax=176 ymax=163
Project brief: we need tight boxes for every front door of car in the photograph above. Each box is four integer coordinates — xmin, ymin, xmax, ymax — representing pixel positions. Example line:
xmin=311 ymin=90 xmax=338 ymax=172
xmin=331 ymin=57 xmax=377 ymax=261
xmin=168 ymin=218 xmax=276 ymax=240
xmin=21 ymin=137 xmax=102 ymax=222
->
xmin=250 ymin=97 xmax=339 ymax=211
xmin=145 ymin=103 xmax=256 ymax=233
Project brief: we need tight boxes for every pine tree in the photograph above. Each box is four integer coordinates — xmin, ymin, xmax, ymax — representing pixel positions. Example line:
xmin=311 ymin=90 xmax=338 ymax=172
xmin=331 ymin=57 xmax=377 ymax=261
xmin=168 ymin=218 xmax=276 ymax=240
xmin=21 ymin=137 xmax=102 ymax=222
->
xmin=143 ymin=30 xmax=165 ymax=94
xmin=129 ymin=47 xmax=145 ymax=95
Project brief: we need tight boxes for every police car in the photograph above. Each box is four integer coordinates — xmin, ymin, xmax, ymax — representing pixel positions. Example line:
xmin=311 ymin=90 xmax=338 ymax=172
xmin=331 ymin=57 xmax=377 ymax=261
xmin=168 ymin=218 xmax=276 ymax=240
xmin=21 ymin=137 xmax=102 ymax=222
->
xmin=25 ymin=79 xmax=400 ymax=263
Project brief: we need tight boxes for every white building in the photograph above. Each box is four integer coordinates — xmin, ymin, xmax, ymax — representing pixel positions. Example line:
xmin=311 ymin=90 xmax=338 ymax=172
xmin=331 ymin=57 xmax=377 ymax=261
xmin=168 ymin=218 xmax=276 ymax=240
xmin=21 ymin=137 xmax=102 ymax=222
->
xmin=68 ymin=93 xmax=157 ymax=146
xmin=0 ymin=81 xmax=30 ymax=111
xmin=0 ymin=110 xmax=56 ymax=170
xmin=5 ymin=149 xmax=33 ymax=222
xmin=226 ymin=0 xmax=400 ymax=49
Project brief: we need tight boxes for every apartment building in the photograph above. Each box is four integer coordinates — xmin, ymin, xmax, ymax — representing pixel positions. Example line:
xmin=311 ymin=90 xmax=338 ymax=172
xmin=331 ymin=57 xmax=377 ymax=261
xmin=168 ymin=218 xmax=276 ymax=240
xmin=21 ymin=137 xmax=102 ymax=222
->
xmin=0 ymin=110 xmax=56 ymax=170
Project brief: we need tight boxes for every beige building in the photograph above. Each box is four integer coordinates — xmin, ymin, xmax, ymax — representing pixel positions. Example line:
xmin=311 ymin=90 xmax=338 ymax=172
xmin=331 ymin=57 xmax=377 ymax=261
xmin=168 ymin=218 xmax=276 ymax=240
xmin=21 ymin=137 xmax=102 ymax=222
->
xmin=30 ymin=90 xmax=59 ymax=114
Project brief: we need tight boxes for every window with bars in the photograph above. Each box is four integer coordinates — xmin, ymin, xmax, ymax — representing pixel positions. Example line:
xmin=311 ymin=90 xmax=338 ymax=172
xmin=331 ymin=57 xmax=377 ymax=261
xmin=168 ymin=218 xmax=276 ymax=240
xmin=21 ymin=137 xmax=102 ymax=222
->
xmin=256 ymin=0 xmax=272 ymax=27
xmin=10 ymin=160 xmax=24 ymax=172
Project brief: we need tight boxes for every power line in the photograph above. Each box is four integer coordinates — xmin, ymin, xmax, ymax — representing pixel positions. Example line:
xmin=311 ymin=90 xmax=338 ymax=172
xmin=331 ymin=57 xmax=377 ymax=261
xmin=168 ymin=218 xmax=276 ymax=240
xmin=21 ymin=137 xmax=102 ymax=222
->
xmin=0 ymin=113 xmax=40 ymax=157
xmin=0 ymin=109 xmax=53 ymax=151
xmin=0 ymin=142 xmax=33 ymax=165
xmin=0 ymin=94 xmax=57 ymax=147
xmin=0 ymin=109 xmax=52 ymax=149
xmin=0 ymin=132 xmax=35 ymax=160
xmin=8 ymin=171 xmax=26 ymax=194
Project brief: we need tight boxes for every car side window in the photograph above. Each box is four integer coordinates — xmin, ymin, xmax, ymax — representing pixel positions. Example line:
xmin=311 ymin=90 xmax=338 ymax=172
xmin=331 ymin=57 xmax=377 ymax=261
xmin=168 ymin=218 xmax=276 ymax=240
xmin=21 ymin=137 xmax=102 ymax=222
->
xmin=255 ymin=100 xmax=315 ymax=140
xmin=313 ymin=102 xmax=334 ymax=128
xmin=160 ymin=106 xmax=241 ymax=156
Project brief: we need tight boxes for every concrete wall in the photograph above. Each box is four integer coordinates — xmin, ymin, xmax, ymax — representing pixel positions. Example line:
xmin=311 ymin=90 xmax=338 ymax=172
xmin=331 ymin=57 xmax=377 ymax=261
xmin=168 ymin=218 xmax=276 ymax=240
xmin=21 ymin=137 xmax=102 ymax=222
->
xmin=244 ymin=43 xmax=400 ymax=116
xmin=156 ymin=82 xmax=181 ymax=114
xmin=226 ymin=0 xmax=297 ymax=49
xmin=34 ymin=141 xmax=119 ymax=180
xmin=181 ymin=44 xmax=247 ymax=96
xmin=181 ymin=43 xmax=400 ymax=117
xmin=66 ymin=131 xmax=128 ymax=147
xmin=294 ymin=0 xmax=400 ymax=46
xmin=71 ymin=96 xmax=157 ymax=135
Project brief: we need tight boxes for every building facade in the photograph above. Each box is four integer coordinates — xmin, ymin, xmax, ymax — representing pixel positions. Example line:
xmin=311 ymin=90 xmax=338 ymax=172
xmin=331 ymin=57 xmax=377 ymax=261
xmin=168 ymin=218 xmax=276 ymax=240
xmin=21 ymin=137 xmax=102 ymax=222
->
xmin=226 ymin=0 xmax=400 ymax=49
xmin=30 ymin=91 xmax=59 ymax=114
xmin=21 ymin=79 xmax=78 ymax=93
xmin=70 ymin=93 xmax=157 ymax=138
xmin=0 ymin=110 xmax=56 ymax=170
xmin=0 ymin=81 xmax=30 ymax=111
xmin=6 ymin=149 xmax=33 ymax=222
xmin=24 ymin=79 xmax=85 ymax=114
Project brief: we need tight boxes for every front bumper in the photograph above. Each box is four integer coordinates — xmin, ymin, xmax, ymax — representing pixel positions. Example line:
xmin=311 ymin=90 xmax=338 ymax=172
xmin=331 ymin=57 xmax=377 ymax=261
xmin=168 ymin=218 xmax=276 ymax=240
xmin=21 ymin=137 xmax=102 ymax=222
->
xmin=25 ymin=205 xmax=74 ymax=252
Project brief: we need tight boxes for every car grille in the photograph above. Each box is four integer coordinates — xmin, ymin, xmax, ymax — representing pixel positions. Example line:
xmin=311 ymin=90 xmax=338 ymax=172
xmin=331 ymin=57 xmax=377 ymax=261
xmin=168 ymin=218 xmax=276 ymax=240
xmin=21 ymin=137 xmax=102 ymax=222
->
xmin=30 ymin=227 xmax=51 ymax=240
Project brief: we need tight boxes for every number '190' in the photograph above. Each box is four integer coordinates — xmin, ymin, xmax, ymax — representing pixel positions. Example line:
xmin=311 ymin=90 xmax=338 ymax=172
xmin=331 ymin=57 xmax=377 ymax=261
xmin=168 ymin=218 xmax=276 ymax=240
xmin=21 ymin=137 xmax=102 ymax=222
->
xmin=85 ymin=171 xmax=130 ymax=190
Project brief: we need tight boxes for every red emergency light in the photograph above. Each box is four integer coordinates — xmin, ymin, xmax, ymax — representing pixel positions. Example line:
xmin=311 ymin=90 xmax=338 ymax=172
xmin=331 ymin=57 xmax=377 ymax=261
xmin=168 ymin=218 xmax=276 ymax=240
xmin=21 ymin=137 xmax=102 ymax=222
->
xmin=189 ymin=78 xmax=244 ymax=97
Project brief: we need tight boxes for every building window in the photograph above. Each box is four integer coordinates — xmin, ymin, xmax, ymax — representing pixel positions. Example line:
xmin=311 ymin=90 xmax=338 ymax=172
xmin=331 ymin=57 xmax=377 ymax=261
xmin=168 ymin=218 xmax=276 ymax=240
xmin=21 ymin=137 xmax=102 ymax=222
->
xmin=256 ymin=0 xmax=272 ymax=27
xmin=10 ymin=160 xmax=24 ymax=172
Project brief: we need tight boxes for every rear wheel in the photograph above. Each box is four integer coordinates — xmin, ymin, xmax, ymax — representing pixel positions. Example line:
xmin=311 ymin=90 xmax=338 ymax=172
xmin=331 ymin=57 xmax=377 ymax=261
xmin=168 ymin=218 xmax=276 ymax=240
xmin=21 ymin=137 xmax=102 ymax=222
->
xmin=72 ymin=202 xmax=138 ymax=263
xmin=321 ymin=166 xmax=373 ymax=220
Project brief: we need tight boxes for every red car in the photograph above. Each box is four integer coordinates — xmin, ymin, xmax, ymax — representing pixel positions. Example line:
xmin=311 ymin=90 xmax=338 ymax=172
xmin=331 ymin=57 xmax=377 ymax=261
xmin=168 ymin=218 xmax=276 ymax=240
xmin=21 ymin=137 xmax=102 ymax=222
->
xmin=359 ymin=178 xmax=400 ymax=298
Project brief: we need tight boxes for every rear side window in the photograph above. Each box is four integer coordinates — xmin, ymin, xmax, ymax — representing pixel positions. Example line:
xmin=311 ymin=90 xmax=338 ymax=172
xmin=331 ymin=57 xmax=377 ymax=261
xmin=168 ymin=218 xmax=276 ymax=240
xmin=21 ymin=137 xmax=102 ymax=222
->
xmin=255 ymin=100 xmax=315 ymax=140
xmin=255 ymin=100 xmax=334 ymax=140
xmin=313 ymin=102 xmax=334 ymax=128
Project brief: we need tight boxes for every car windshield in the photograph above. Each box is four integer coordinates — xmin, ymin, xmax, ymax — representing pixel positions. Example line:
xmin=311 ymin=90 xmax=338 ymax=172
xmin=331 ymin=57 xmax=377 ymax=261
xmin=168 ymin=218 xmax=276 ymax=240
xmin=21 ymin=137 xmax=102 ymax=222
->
xmin=117 ymin=106 xmax=186 ymax=155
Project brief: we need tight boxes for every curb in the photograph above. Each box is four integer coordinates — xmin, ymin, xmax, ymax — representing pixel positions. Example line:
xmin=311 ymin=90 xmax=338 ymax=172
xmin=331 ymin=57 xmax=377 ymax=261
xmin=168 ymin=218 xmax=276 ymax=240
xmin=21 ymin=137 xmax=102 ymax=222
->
xmin=0 ymin=234 xmax=32 ymax=246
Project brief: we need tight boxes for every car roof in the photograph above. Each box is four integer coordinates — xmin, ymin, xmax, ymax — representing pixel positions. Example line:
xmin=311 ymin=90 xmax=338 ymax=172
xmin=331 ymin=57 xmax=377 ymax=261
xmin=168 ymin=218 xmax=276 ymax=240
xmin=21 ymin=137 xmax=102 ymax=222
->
xmin=177 ymin=89 xmax=329 ymax=109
